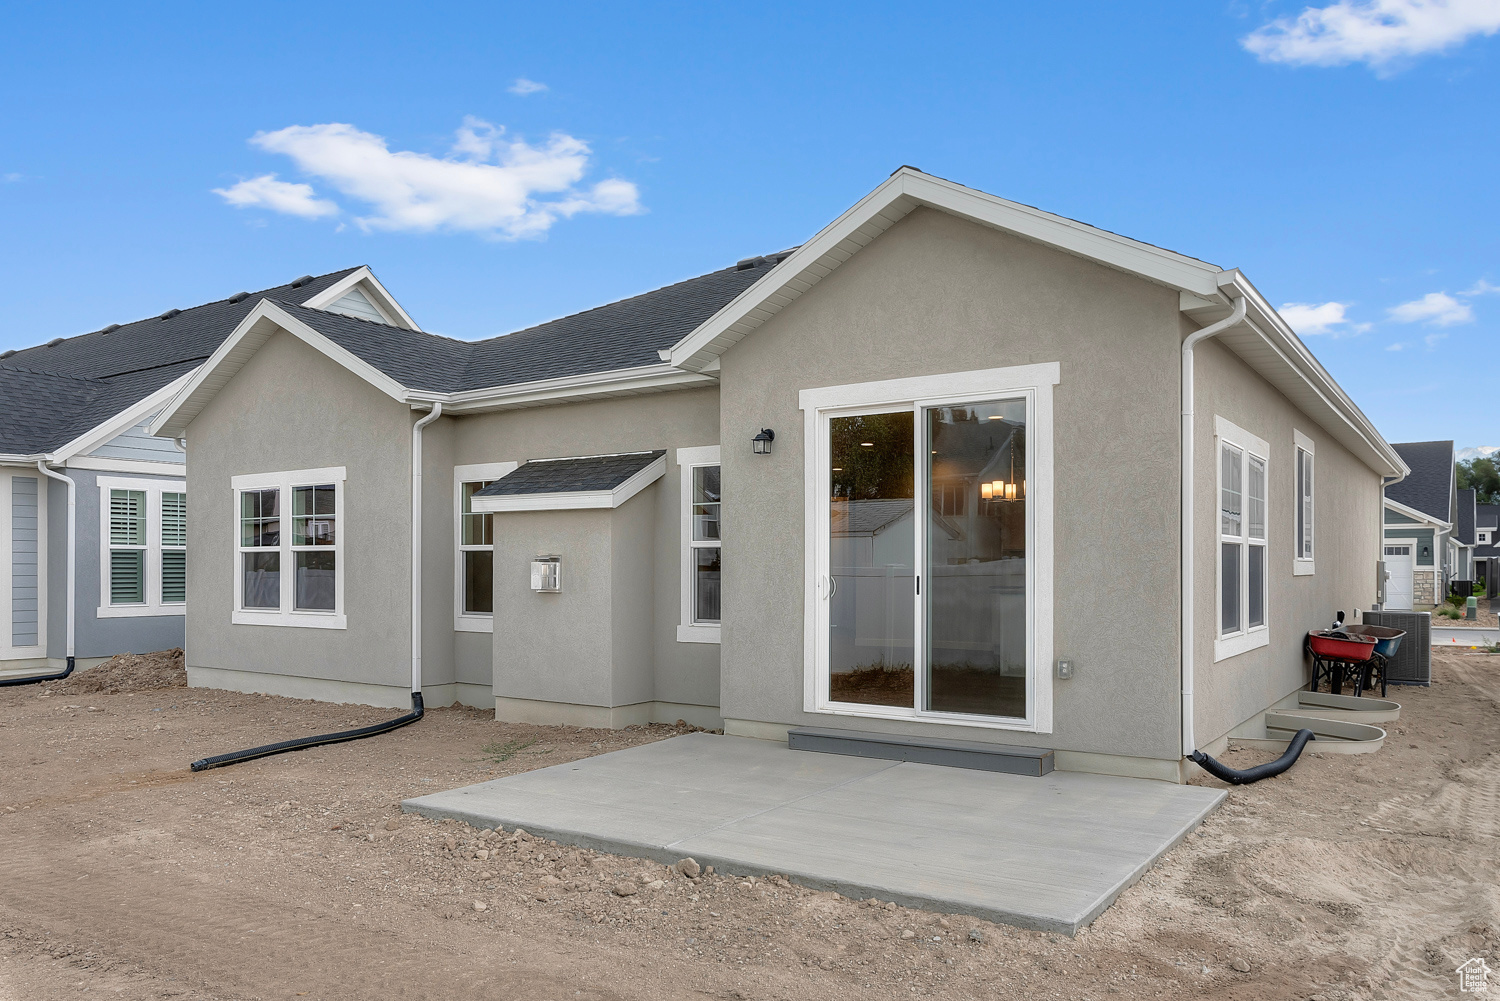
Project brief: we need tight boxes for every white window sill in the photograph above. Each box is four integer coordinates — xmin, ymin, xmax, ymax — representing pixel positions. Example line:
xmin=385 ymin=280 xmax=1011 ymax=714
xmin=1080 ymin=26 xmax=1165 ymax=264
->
xmin=1214 ymin=625 xmax=1270 ymax=662
xmin=455 ymin=614 xmax=494 ymax=634
xmin=232 ymin=609 xmax=347 ymax=630
xmin=97 ymin=604 xmax=185 ymax=618
xmin=1293 ymin=560 xmax=1315 ymax=577
xmin=811 ymin=700 xmax=1045 ymax=734
xmin=677 ymin=623 xmax=721 ymax=644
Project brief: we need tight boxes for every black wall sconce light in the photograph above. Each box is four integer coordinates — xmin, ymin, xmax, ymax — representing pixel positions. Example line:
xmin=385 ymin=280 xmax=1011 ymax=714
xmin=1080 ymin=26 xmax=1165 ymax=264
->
xmin=752 ymin=428 xmax=775 ymax=455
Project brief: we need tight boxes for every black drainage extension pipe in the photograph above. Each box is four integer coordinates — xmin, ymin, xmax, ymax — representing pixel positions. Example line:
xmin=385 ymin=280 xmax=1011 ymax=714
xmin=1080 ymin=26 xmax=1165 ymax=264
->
xmin=190 ymin=692 xmax=424 ymax=772
xmin=1189 ymin=728 xmax=1316 ymax=785
xmin=0 ymin=656 xmax=74 ymax=688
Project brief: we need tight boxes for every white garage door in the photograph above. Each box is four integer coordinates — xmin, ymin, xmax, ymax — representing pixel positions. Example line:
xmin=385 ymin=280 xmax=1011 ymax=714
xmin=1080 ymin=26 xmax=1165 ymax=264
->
xmin=1384 ymin=544 xmax=1414 ymax=610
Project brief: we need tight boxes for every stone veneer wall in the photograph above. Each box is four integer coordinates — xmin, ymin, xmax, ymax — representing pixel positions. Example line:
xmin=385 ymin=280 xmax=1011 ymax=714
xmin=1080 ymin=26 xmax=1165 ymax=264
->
xmin=1414 ymin=570 xmax=1436 ymax=606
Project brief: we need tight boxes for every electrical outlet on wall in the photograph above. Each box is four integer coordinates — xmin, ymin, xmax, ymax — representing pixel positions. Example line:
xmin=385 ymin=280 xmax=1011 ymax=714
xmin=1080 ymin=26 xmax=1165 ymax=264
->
xmin=1056 ymin=659 xmax=1074 ymax=680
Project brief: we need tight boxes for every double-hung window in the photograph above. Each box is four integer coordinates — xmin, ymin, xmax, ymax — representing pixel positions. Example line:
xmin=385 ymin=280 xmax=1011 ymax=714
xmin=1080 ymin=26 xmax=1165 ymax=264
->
xmin=1215 ymin=418 xmax=1269 ymax=661
xmin=454 ymin=462 xmax=517 ymax=631
xmin=97 ymin=476 xmax=187 ymax=617
xmin=232 ymin=467 xmax=345 ymax=628
xmin=676 ymin=446 xmax=722 ymax=643
xmin=1293 ymin=430 xmax=1315 ymax=574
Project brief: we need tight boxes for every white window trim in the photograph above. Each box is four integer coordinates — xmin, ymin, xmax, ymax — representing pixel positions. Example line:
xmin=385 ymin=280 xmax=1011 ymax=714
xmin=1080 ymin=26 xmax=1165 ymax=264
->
xmin=231 ymin=466 xmax=346 ymax=629
xmin=96 ymin=475 xmax=187 ymax=618
xmin=676 ymin=445 xmax=722 ymax=644
xmin=1293 ymin=429 xmax=1315 ymax=576
xmin=1214 ymin=417 xmax=1270 ymax=662
xmin=453 ymin=462 xmax=518 ymax=633
xmin=799 ymin=362 xmax=1058 ymax=734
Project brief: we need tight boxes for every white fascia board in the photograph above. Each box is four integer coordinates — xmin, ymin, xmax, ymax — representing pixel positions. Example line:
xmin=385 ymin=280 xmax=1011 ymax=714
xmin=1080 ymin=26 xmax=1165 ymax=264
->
xmin=49 ymin=369 xmax=196 ymax=462
xmin=666 ymin=166 xmax=1224 ymax=372
xmin=471 ymin=455 xmax=666 ymax=513
xmin=299 ymin=266 xmax=421 ymax=331
xmin=1204 ymin=270 xmax=1408 ymax=480
xmin=420 ymin=364 xmax=716 ymax=415
xmin=149 ymin=300 xmax=410 ymax=438
xmin=0 ymin=454 xmax=45 ymax=466
xmin=64 ymin=456 xmax=186 ymax=476
xmin=1384 ymin=496 xmax=1452 ymax=531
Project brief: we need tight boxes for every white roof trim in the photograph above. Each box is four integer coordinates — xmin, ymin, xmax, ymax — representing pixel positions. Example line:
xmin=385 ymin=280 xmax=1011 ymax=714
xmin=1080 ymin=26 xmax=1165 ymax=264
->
xmin=407 ymin=363 xmax=716 ymax=415
xmin=667 ymin=167 xmax=1224 ymax=373
xmin=47 ymin=369 xmax=195 ymax=462
xmin=1385 ymin=496 xmax=1452 ymax=531
xmin=300 ymin=266 xmax=420 ymax=331
xmin=659 ymin=166 xmax=1401 ymax=479
xmin=470 ymin=454 xmax=666 ymax=513
xmin=149 ymin=300 xmax=409 ymax=438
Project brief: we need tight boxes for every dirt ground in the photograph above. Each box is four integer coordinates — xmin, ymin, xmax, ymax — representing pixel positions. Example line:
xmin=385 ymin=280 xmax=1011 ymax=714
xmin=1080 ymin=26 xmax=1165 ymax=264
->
xmin=1 ymin=651 xmax=1497 ymax=1001
xmin=1432 ymin=596 xmax=1498 ymax=628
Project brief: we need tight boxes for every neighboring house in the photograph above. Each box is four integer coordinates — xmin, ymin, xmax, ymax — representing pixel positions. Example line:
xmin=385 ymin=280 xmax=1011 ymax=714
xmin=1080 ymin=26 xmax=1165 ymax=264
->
xmin=0 ymin=267 xmax=414 ymax=676
xmin=1382 ymin=440 xmax=1457 ymax=609
xmin=1473 ymin=500 xmax=1500 ymax=596
xmin=148 ymin=167 xmax=1405 ymax=783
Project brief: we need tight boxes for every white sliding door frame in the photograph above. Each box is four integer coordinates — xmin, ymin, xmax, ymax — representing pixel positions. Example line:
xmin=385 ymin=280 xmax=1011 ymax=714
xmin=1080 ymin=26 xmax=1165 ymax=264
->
xmin=800 ymin=362 xmax=1057 ymax=734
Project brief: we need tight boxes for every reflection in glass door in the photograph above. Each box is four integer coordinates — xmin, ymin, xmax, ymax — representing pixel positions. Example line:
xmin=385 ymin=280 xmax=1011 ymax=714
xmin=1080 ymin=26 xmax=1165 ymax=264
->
xmin=820 ymin=397 xmax=1029 ymax=722
xmin=924 ymin=401 xmax=1027 ymax=718
xmin=827 ymin=411 xmax=914 ymax=708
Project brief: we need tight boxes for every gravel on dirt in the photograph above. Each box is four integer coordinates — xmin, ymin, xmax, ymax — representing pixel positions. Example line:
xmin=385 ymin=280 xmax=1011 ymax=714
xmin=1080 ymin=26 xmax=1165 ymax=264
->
xmin=1 ymin=650 xmax=1498 ymax=1000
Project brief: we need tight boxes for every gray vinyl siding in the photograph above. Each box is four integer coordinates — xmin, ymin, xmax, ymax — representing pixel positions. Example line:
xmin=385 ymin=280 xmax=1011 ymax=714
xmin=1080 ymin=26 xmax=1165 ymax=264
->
xmin=11 ymin=476 xmax=39 ymax=646
xmin=88 ymin=416 xmax=184 ymax=465
xmin=1386 ymin=526 xmax=1435 ymax=565
xmin=323 ymin=288 xmax=386 ymax=324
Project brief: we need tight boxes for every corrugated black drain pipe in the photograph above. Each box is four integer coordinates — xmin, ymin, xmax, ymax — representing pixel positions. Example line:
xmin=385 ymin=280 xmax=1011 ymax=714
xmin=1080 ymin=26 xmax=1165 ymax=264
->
xmin=189 ymin=692 xmax=424 ymax=772
xmin=0 ymin=657 xmax=75 ymax=688
xmin=1189 ymin=728 xmax=1316 ymax=785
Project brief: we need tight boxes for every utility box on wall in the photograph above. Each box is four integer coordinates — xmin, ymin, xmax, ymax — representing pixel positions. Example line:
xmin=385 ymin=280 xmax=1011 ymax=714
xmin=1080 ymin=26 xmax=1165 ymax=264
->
xmin=530 ymin=556 xmax=561 ymax=593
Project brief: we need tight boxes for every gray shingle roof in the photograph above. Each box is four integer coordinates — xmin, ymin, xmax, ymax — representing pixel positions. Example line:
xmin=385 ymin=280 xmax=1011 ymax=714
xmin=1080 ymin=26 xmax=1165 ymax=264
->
xmin=475 ymin=451 xmax=666 ymax=496
xmin=1480 ymin=503 xmax=1500 ymax=530
xmin=0 ymin=269 xmax=359 ymax=454
xmin=276 ymin=254 xmax=789 ymax=395
xmin=1386 ymin=441 xmax=1454 ymax=523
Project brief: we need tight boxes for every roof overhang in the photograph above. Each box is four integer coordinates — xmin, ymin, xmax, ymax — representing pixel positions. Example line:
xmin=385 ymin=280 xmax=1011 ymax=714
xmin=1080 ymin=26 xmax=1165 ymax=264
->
xmin=661 ymin=166 xmax=1404 ymax=479
xmin=1385 ymin=495 xmax=1452 ymax=531
xmin=150 ymin=299 xmax=410 ymax=438
xmin=148 ymin=297 xmax=721 ymax=438
xmin=470 ymin=454 xmax=666 ymax=512
xmin=299 ymin=266 xmax=421 ymax=331
xmin=49 ymin=369 xmax=195 ymax=462
xmin=666 ymin=167 xmax=1226 ymax=373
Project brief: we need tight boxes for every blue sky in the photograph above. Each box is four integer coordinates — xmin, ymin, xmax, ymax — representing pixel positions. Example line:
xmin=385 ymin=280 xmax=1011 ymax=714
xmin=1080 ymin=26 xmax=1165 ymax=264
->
xmin=1 ymin=1 xmax=1496 ymax=446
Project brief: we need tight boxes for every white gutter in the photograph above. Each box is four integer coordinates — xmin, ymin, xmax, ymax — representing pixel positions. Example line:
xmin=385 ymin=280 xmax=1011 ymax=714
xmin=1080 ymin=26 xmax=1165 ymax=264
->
xmin=1180 ymin=295 xmax=1246 ymax=758
xmin=410 ymin=403 xmax=443 ymax=694
xmin=35 ymin=461 xmax=76 ymax=665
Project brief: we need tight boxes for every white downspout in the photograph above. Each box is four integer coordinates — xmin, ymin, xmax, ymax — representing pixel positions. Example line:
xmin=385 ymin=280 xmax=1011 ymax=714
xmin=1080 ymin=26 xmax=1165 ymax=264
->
xmin=410 ymin=403 xmax=443 ymax=695
xmin=35 ymin=460 xmax=76 ymax=667
xmin=1181 ymin=295 xmax=1247 ymax=758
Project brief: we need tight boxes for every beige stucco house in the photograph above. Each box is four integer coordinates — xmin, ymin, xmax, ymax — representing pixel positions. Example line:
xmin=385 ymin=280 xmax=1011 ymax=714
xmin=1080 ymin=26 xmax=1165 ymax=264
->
xmin=149 ymin=168 xmax=1407 ymax=782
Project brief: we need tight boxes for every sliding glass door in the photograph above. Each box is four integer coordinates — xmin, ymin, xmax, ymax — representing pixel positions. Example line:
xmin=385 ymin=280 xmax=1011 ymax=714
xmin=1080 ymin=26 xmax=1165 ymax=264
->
xmin=819 ymin=397 xmax=1030 ymax=724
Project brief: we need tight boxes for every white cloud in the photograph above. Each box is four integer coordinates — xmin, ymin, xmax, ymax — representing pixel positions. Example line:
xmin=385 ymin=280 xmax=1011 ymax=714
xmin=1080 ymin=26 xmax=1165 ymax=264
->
xmin=1385 ymin=341 xmax=1406 ymax=350
xmin=1463 ymin=278 xmax=1500 ymax=296
xmin=508 ymin=78 xmax=548 ymax=95
xmin=1279 ymin=300 xmax=1370 ymax=335
xmin=1425 ymin=331 xmax=1449 ymax=348
xmin=212 ymin=174 xmax=339 ymax=218
xmin=237 ymin=118 xmax=640 ymax=239
xmin=1243 ymin=0 xmax=1500 ymax=72
xmin=1388 ymin=290 xmax=1475 ymax=326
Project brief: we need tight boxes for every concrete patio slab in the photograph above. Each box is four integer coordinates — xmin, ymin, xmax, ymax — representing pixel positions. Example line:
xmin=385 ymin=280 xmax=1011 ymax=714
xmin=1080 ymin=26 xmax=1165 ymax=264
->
xmin=402 ymin=732 xmax=1225 ymax=934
